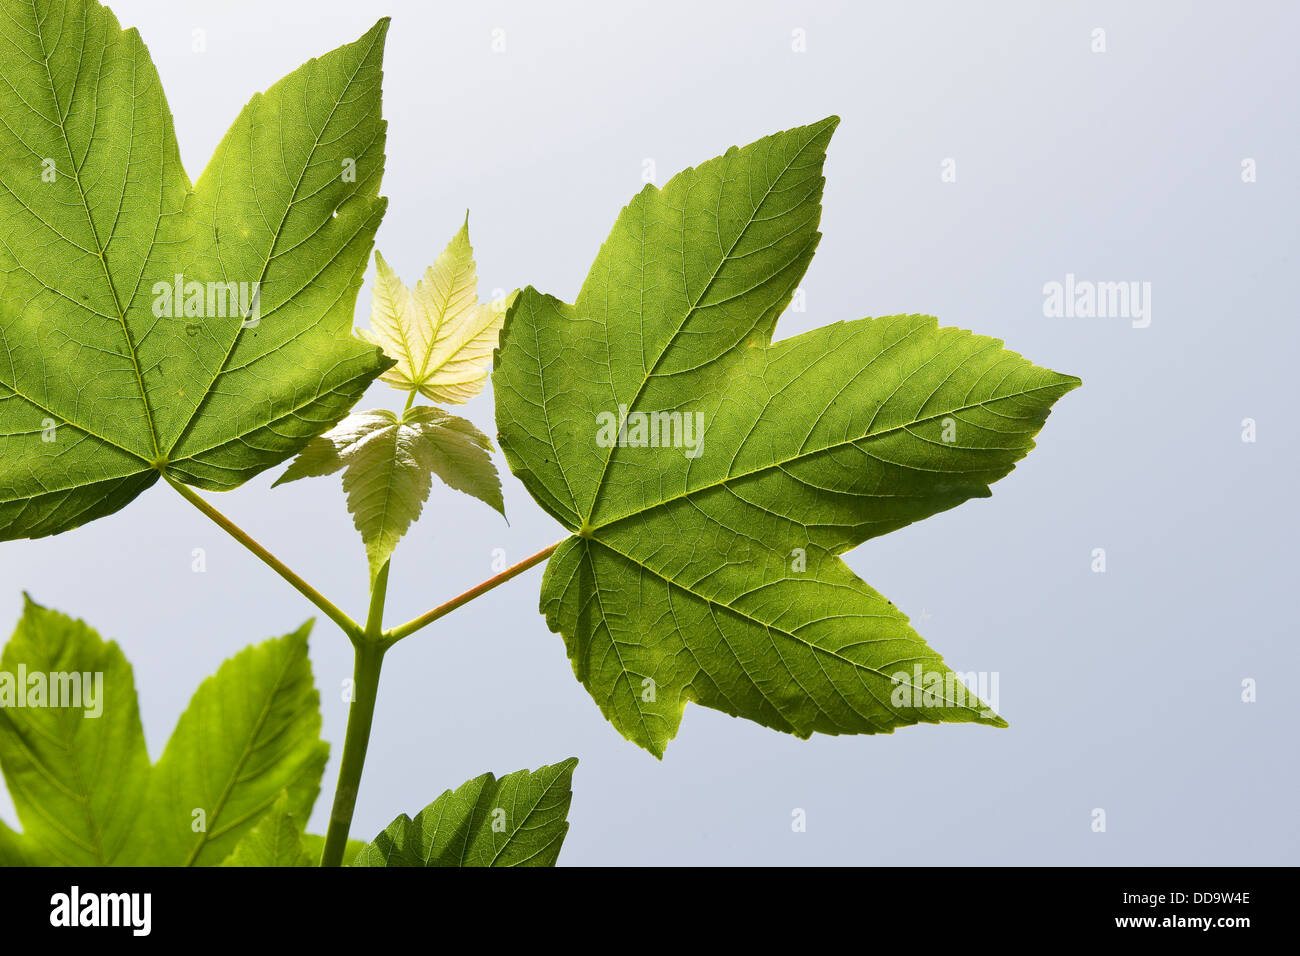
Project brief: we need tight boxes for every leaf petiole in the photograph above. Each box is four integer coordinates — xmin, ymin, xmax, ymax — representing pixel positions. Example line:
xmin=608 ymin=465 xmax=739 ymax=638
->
xmin=166 ymin=477 xmax=363 ymax=641
xmin=383 ymin=540 xmax=562 ymax=646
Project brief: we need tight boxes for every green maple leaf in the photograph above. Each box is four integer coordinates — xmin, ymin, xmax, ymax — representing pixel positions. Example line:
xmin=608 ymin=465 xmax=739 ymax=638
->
xmin=0 ymin=0 xmax=393 ymax=541
xmin=0 ymin=599 xmax=329 ymax=866
xmin=493 ymin=117 xmax=1080 ymax=756
xmin=139 ymin=622 xmax=327 ymax=866
xmin=354 ymin=758 xmax=577 ymax=867
xmin=0 ymin=596 xmax=147 ymax=865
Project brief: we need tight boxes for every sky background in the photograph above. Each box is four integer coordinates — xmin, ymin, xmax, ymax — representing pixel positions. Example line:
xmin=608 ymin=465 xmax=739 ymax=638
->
xmin=1 ymin=0 xmax=1296 ymax=865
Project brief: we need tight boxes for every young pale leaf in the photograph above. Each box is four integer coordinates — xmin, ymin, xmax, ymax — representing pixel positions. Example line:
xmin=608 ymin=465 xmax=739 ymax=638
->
xmin=0 ymin=2 xmax=394 ymax=541
xmin=138 ymin=623 xmax=328 ymax=866
xmin=0 ymin=597 xmax=148 ymax=865
xmin=494 ymin=117 xmax=1081 ymax=756
xmin=219 ymin=792 xmax=313 ymax=867
xmin=354 ymin=758 xmax=577 ymax=867
xmin=275 ymin=407 xmax=504 ymax=580
xmin=360 ymin=222 xmax=514 ymax=403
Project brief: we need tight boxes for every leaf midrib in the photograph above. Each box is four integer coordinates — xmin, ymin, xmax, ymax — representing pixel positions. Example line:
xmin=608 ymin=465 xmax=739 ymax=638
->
xmin=180 ymin=644 xmax=299 ymax=867
xmin=579 ymin=126 xmax=827 ymax=526
xmin=361 ymin=417 xmax=408 ymax=565
xmin=589 ymin=380 xmax=1070 ymax=533
xmin=0 ymin=632 xmax=122 ymax=864
xmin=582 ymin=536 xmax=994 ymax=722
xmin=0 ymin=381 xmax=148 ymax=461
xmin=163 ymin=26 xmax=382 ymax=463
xmin=486 ymin=768 xmax=571 ymax=867
xmin=384 ymin=270 xmax=423 ymax=390
xmin=32 ymin=0 xmax=160 ymax=459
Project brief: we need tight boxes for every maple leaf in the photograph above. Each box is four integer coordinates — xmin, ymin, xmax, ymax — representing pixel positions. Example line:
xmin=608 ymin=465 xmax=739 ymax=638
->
xmin=493 ymin=117 xmax=1080 ymax=756
xmin=0 ymin=4 xmax=393 ymax=539
xmin=360 ymin=220 xmax=515 ymax=405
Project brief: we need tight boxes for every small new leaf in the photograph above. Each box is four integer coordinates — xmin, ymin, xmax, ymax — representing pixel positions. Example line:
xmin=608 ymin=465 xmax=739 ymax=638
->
xmin=494 ymin=117 xmax=1081 ymax=756
xmin=276 ymin=407 xmax=504 ymax=580
xmin=355 ymin=758 xmax=577 ymax=867
xmin=361 ymin=221 xmax=515 ymax=404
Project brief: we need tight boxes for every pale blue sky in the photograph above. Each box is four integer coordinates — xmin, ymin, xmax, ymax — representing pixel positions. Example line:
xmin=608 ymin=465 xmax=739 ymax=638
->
xmin=2 ymin=0 xmax=1295 ymax=865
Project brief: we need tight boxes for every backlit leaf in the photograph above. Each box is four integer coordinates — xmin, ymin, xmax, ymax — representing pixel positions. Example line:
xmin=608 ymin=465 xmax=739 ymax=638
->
xmin=138 ymin=623 xmax=328 ymax=866
xmin=0 ymin=601 xmax=331 ymax=867
xmin=360 ymin=221 xmax=513 ymax=404
xmin=354 ymin=758 xmax=577 ymax=867
xmin=493 ymin=117 xmax=1080 ymax=756
xmin=220 ymin=792 xmax=313 ymax=867
xmin=0 ymin=597 xmax=147 ymax=865
xmin=0 ymin=1 xmax=393 ymax=540
xmin=275 ymin=407 xmax=504 ymax=580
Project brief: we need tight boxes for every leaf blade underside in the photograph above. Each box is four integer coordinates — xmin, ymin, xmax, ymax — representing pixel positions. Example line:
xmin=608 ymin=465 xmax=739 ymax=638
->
xmin=0 ymin=0 xmax=394 ymax=540
xmin=354 ymin=758 xmax=577 ymax=867
xmin=0 ymin=600 xmax=331 ymax=867
xmin=275 ymin=406 xmax=503 ymax=580
xmin=361 ymin=222 xmax=512 ymax=405
xmin=219 ymin=792 xmax=313 ymax=867
xmin=493 ymin=117 xmax=1080 ymax=756
xmin=137 ymin=623 xmax=328 ymax=867
xmin=0 ymin=597 xmax=148 ymax=865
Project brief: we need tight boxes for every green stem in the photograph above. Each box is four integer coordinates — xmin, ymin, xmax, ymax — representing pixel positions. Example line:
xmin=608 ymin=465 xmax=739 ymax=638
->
xmin=365 ymin=561 xmax=391 ymax=640
xmin=168 ymin=477 xmax=362 ymax=640
xmin=384 ymin=541 xmax=561 ymax=645
xmin=320 ymin=560 xmax=391 ymax=867
xmin=171 ymin=472 xmax=556 ymax=864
